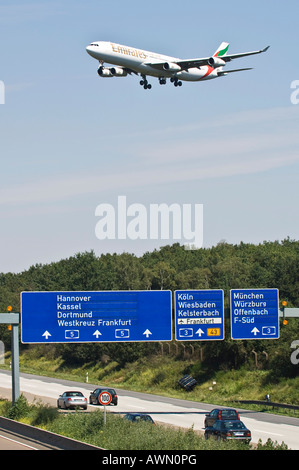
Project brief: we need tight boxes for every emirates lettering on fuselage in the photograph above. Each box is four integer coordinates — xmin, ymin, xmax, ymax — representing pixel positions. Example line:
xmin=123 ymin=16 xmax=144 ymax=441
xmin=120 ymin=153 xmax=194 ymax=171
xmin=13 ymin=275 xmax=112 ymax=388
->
xmin=111 ymin=43 xmax=147 ymax=59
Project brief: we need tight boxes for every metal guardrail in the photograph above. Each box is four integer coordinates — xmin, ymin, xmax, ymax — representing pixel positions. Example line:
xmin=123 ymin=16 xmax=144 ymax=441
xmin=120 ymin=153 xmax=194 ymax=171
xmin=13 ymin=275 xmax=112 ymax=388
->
xmin=236 ymin=400 xmax=299 ymax=412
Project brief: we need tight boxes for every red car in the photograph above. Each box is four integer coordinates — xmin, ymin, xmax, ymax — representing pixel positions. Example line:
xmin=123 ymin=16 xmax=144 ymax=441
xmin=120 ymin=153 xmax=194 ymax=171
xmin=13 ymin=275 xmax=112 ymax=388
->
xmin=204 ymin=408 xmax=240 ymax=428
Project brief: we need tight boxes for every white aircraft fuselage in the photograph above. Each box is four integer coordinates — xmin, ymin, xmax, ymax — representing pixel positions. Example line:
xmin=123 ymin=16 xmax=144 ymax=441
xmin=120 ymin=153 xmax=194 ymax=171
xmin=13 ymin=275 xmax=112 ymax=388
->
xmin=86 ymin=41 xmax=216 ymax=81
xmin=86 ymin=41 xmax=269 ymax=89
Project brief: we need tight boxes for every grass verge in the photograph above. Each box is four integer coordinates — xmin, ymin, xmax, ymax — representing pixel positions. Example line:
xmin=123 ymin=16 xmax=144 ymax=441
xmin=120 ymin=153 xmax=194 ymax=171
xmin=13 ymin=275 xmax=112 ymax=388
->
xmin=0 ymin=395 xmax=289 ymax=450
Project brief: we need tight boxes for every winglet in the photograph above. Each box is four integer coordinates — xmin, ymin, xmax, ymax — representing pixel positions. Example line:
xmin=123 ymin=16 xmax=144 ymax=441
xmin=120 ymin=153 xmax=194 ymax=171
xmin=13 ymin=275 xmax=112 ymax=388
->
xmin=262 ymin=46 xmax=270 ymax=53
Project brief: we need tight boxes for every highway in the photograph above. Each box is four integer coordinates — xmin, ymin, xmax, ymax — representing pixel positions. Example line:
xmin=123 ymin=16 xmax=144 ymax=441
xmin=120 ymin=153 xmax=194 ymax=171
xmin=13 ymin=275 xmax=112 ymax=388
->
xmin=0 ymin=426 xmax=59 ymax=450
xmin=0 ymin=430 xmax=39 ymax=450
xmin=0 ymin=370 xmax=298 ymax=450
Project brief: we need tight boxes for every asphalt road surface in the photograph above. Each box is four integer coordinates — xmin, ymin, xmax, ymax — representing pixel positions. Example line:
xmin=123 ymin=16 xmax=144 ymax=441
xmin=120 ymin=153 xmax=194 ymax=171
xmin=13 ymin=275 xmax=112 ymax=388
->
xmin=0 ymin=430 xmax=37 ymax=450
xmin=0 ymin=370 xmax=298 ymax=449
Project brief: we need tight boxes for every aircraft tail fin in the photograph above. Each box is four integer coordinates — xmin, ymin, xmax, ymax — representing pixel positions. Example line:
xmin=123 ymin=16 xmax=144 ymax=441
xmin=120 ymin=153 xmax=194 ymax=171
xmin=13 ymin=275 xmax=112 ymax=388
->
xmin=213 ymin=42 xmax=229 ymax=57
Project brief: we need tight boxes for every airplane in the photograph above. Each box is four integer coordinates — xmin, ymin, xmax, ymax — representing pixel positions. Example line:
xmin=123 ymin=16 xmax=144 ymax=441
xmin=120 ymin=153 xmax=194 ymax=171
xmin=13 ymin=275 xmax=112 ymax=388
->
xmin=86 ymin=41 xmax=270 ymax=90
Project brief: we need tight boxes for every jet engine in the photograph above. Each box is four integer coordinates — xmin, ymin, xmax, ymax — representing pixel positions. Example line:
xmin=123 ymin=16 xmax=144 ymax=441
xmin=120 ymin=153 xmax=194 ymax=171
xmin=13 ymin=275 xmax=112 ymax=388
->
xmin=97 ymin=66 xmax=127 ymax=77
xmin=163 ymin=62 xmax=182 ymax=72
xmin=110 ymin=67 xmax=128 ymax=77
xmin=208 ymin=57 xmax=226 ymax=68
xmin=97 ymin=66 xmax=113 ymax=77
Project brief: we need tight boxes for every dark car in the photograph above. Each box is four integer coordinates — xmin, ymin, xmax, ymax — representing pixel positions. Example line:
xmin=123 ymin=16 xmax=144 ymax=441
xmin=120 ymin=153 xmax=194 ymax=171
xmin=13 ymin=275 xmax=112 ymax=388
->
xmin=89 ymin=387 xmax=118 ymax=406
xmin=123 ymin=413 xmax=155 ymax=424
xmin=204 ymin=408 xmax=240 ymax=427
xmin=204 ymin=420 xmax=251 ymax=443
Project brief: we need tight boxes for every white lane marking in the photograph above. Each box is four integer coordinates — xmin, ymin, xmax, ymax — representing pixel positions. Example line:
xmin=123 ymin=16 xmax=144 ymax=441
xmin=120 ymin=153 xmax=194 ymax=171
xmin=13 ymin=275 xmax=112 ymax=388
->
xmin=126 ymin=404 xmax=146 ymax=409
xmin=253 ymin=429 xmax=283 ymax=436
xmin=0 ymin=433 xmax=38 ymax=450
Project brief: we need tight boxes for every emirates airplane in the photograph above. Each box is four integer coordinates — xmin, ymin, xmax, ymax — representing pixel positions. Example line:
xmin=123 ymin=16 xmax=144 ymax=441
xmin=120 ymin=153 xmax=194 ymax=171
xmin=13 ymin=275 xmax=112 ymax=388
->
xmin=86 ymin=41 xmax=269 ymax=89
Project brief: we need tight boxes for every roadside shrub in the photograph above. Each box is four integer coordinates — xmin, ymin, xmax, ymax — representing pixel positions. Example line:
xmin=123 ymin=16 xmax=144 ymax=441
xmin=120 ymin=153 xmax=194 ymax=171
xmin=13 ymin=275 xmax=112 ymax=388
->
xmin=31 ymin=403 xmax=59 ymax=426
xmin=7 ymin=394 xmax=31 ymax=420
xmin=256 ymin=438 xmax=289 ymax=450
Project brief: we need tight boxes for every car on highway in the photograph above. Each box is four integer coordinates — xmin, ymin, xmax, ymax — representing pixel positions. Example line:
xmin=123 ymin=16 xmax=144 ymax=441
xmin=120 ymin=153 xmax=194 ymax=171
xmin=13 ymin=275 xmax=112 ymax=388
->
xmin=123 ymin=413 xmax=155 ymax=424
xmin=204 ymin=420 xmax=251 ymax=443
xmin=89 ymin=387 xmax=118 ymax=406
xmin=204 ymin=408 xmax=240 ymax=427
xmin=57 ymin=391 xmax=87 ymax=410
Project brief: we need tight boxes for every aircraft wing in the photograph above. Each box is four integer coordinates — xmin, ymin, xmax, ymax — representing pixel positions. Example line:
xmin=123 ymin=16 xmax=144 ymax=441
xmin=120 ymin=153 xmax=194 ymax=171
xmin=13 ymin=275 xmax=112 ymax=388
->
xmin=147 ymin=57 xmax=212 ymax=71
xmin=147 ymin=46 xmax=270 ymax=71
xmin=124 ymin=67 xmax=139 ymax=75
xmin=220 ymin=45 xmax=270 ymax=62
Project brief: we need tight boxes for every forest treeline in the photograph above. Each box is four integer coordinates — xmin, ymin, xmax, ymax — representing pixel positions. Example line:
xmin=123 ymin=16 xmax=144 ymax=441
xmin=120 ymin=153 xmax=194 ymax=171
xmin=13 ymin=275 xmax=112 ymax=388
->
xmin=0 ymin=239 xmax=298 ymax=376
xmin=1 ymin=238 xmax=298 ymax=307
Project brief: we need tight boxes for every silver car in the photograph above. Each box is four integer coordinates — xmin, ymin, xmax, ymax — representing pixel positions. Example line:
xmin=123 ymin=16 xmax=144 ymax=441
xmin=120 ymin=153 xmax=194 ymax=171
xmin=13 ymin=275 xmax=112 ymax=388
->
xmin=57 ymin=391 xmax=87 ymax=410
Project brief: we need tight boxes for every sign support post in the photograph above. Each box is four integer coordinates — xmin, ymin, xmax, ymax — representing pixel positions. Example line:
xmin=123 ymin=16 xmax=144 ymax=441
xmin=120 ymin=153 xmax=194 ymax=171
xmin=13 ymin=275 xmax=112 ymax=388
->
xmin=0 ymin=313 xmax=20 ymax=404
xmin=98 ymin=391 xmax=112 ymax=425
xmin=11 ymin=323 xmax=20 ymax=404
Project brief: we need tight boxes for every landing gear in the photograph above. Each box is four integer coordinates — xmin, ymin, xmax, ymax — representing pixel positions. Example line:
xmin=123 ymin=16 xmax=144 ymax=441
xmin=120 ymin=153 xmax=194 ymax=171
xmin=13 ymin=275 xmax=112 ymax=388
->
xmin=170 ymin=77 xmax=182 ymax=87
xmin=140 ymin=75 xmax=152 ymax=89
xmin=159 ymin=78 xmax=167 ymax=85
xmin=138 ymin=75 xmax=182 ymax=89
xmin=97 ymin=60 xmax=104 ymax=76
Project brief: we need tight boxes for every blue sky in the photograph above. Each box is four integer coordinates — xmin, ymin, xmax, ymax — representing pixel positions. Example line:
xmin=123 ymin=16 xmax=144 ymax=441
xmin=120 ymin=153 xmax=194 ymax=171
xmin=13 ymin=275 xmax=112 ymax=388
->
xmin=0 ymin=0 xmax=298 ymax=273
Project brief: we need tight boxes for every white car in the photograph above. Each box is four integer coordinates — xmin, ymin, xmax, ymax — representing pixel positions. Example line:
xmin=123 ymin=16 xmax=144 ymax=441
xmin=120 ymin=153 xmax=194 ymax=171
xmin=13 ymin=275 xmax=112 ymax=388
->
xmin=57 ymin=391 xmax=87 ymax=410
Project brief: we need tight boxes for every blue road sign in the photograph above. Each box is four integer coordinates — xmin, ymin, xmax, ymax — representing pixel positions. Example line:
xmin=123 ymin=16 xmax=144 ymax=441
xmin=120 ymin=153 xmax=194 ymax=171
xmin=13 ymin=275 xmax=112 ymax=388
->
xmin=21 ymin=290 xmax=172 ymax=344
xmin=230 ymin=288 xmax=279 ymax=340
xmin=174 ymin=290 xmax=224 ymax=341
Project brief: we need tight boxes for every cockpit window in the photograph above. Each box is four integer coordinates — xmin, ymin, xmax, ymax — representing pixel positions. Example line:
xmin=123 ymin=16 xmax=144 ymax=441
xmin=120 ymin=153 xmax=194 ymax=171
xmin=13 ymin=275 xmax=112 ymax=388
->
xmin=90 ymin=43 xmax=98 ymax=46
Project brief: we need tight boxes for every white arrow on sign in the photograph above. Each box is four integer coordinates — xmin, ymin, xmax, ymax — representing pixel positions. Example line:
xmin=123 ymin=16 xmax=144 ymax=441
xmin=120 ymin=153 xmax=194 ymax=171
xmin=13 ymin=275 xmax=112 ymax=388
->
xmin=251 ymin=327 xmax=260 ymax=336
xmin=195 ymin=328 xmax=205 ymax=337
xmin=93 ymin=330 xmax=102 ymax=339
xmin=42 ymin=331 xmax=51 ymax=340
xmin=143 ymin=329 xmax=152 ymax=338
